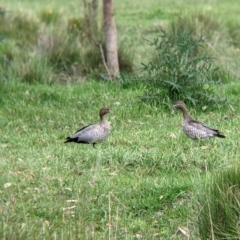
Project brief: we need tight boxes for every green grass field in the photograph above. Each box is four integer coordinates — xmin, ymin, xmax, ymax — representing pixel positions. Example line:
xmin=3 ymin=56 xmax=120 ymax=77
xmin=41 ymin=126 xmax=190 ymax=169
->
xmin=1 ymin=0 xmax=240 ymax=239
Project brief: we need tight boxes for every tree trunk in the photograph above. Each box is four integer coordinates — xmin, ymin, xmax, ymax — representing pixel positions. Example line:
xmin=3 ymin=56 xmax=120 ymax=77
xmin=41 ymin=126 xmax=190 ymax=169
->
xmin=103 ymin=0 xmax=119 ymax=79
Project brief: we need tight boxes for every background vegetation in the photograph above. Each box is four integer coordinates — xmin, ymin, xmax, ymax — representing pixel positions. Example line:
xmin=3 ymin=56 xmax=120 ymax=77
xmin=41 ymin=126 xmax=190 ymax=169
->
xmin=1 ymin=0 xmax=240 ymax=239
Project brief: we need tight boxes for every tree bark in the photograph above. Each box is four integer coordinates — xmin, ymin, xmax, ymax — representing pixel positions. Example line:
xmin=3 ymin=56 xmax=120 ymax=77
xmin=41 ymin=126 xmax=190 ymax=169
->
xmin=103 ymin=0 xmax=119 ymax=79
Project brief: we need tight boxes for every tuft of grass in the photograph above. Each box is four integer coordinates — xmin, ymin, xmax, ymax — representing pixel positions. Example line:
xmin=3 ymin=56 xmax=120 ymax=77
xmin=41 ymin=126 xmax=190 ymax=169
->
xmin=1 ymin=50 xmax=55 ymax=84
xmin=197 ymin=165 xmax=240 ymax=239
xmin=18 ymin=56 xmax=55 ymax=84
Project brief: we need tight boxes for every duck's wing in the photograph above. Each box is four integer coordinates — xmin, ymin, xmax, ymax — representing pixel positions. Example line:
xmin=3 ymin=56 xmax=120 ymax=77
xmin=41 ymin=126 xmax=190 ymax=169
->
xmin=190 ymin=119 xmax=218 ymax=132
xmin=74 ymin=124 xmax=93 ymax=134
xmin=68 ymin=123 xmax=101 ymax=143
xmin=189 ymin=119 xmax=225 ymax=137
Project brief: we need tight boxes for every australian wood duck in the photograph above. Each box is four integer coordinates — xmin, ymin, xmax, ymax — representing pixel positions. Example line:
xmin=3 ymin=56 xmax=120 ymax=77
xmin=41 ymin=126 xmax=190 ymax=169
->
xmin=64 ymin=107 xmax=111 ymax=147
xmin=173 ymin=101 xmax=225 ymax=140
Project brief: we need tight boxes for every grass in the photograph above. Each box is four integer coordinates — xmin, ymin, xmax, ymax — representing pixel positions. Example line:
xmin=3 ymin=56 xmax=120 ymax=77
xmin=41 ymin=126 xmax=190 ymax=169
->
xmin=1 ymin=0 xmax=240 ymax=239
xmin=198 ymin=166 xmax=240 ymax=239
xmin=1 ymin=79 xmax=239 ymax=239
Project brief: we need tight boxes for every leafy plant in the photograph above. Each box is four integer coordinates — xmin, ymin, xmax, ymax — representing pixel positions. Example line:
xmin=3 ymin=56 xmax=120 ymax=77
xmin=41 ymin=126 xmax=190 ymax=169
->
xmin=140 ymin=27 xmax=223 ymax=107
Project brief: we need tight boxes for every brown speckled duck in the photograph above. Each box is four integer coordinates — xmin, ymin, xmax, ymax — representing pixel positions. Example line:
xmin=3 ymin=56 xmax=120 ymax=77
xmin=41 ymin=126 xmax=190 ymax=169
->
xmin=64 ymin=107 xmax=111 ymax=147
xmin=173 ymin=101 xmax=225 ymax=140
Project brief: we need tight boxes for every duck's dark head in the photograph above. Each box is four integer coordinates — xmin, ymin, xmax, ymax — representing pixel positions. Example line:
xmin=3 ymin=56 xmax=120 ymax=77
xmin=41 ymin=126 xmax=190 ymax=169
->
xmin=173 ymin=100 xmax=193 ymax=121
xmin=173 ymin=101 xmax=187 ymax=111
xmin=99 ymin=107 xmax=112 ymax=118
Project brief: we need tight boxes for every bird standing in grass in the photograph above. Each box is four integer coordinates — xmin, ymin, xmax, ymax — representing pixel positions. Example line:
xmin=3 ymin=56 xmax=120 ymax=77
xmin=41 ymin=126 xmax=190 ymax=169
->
xmin=173 ymin=101 xmax=225 ymax=140
xmin=64 ymin=107 xmax=111 ymax=147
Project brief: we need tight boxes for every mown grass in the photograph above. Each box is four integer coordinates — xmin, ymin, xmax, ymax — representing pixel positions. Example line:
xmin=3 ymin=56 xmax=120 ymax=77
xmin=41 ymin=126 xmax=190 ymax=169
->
xmin=1 ymin=0 xmax=240 ymax=239
xmin=1 ymin=79 xmax=239 ymax=239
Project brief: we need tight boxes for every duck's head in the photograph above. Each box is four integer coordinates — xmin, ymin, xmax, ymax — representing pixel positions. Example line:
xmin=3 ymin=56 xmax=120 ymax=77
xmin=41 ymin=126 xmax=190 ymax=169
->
xmin=99 ymin=107 xmax=112 ymax=117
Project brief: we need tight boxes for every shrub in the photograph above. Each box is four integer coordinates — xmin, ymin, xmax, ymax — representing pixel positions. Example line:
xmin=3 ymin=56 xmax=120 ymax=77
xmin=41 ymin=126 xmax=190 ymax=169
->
xmin=140 ymin=16 xmax=228 ymax=108
xmin=197 ymin=166 xmax=240 ymax=239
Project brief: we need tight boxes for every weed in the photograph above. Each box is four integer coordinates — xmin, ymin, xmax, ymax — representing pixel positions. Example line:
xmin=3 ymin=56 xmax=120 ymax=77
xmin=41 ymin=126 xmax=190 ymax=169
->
xmin=140 ymin=27 xmax=224 ymax=108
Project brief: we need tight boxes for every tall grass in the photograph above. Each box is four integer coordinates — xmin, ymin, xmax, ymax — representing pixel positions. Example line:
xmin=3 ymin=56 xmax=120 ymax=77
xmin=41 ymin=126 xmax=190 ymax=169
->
xmin=0 ymin=1 xmax=135 ymax=84
xmin=197 ymin=165 xmax=240 ymax=239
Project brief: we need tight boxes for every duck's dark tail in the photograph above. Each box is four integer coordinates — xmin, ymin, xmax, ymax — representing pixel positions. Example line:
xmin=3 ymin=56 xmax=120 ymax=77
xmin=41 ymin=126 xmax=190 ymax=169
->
xmin=64 ymin=136 xmax=91 ymax=144
xmin=64 ymin=136 xmax=76 ymax=143
xmin=216 ymin=131 xmax=226 ymax=138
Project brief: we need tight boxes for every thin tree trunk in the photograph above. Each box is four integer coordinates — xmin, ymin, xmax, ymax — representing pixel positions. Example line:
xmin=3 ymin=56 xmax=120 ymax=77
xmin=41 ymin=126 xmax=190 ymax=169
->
xmin=103 ymin=0 xmax=119 ymax=79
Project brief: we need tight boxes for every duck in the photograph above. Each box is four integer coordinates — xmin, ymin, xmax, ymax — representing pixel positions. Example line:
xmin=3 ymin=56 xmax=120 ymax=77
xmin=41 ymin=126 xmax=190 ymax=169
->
xmin=64 ymin=107 xmax=112 ymax=147
xmin=173 ymin=101 xmax=225 ymax=140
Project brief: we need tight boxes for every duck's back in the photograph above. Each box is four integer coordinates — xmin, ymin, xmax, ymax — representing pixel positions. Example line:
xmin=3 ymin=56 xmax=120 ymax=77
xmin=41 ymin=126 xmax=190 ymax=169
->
xmin=70 ymin=120 xmax=110 ymax=143
xmin=183 ymin=120 xmax=220 ymax=139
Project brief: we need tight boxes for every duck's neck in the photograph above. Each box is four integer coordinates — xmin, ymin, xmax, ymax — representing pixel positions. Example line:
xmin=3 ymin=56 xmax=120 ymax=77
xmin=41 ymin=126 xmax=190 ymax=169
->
xmin=180 ymin=107 xmax=192 ymax=122
xmin=100 ymin=115 xmax=106 ymax=122
xmin=100 ymin=115 xmax=110 ymax=129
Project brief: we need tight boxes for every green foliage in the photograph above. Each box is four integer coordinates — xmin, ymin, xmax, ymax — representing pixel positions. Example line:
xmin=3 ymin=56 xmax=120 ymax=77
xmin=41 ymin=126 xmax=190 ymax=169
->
xmin=141 ymin=27 xmax=223 ymax=107
xmin=197 ymin=166 xmax=240 ymax=239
